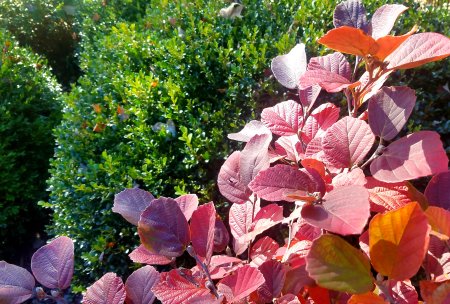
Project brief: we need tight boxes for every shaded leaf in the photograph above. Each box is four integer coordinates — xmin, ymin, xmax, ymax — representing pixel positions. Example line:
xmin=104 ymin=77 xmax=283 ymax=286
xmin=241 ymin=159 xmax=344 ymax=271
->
xmin=306 ymin=234 xmax=374 ymax=293
xmin=420 ymin=280 xmax=450 ymax=304
xmin=333 ymin=0 xmax=369 ymax=32
xmin=129 ymin=245 xmax=172 ymax=265
xmin=257 ymin=260 xmax=286 ymax=302
xmin=271 ymin=44 xmax=307 ymax=89
xmin=217 ymin=265 xmax=265 ymax=303
xmin=175 ymin=194 xmax=199 ymax=221
xmin=125 ymin=266 xmax=160 ymax=304
xmin=299 ymin=85 xmax=321 ymax=110
xmin=425 ymin=171 xmax=450 ymax=210
xmin=348 ymin=292 xmax=387 ymax=304
xmin=274 ymin=135 xmax=304 ymax=163
xmin=213 ymin=217 xmax=230 ymax=253
xmin=308 ymin=52 xmax=351 ymax=80
xmin=370 ymin=4 xmax=408 ymax=39
xmin=261 ymin=100 xmax=303 ymax=136
xmin=318 ymin=26 xmax=378 ymax=57
xmin=229 ymin=201 xmax=253 ymax=255
xmin=83 ymin=273 xmax=126 ymax=304
xmin=0 ymin=261 xmax=35 ymax=304
xmin=218 ymin=151 xmax=251 ymax=204
xmin=250 ymin=236 xmax=279 ymax=267
xmin=369 ymin=202 xmax=430 ymax=280
xmin=426 ymin=206 xmax=450 ymax=241
xmin=240 ymin=204 xmax=283 ymax=243
xmin=379 ymin=280 xmax=418 ymax=304
xmin=190 ymin=202 xmax=216 ymax=265
xmin=240 ymin=134 xmax=271 ymax=186
xmin=113 ymin=188 xmax=154 ymax=226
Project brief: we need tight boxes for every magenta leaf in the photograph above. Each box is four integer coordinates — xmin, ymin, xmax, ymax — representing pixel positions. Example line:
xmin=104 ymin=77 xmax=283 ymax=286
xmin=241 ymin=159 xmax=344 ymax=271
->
xmin=301 ymin=185 xmax=370 ymax=235
xmin=386 ymin=33 xmax=450 ymax=70
xmin=271 ymin=43 xmax=307 ymax=89
xmin=113 ymin=188 xmax=154 ymax=226
xmin=302 ymin=103 xmax=340 ymax=144
xmin=425 ymin=171 xmax=450 ymax=210
xmin=278 ymin=240 xmax=312 ymax=267
xmin=370 ymin=4 xmax=408 ymax=39
xmin=249 ymin=165 xmax=325 ymax=202
xmin=125 ymin=266 xmax=160 ymax=304
xmin=30 ymin=236 xmax=74 ymax=290
xmin=0 ymin=261 xmax=35 ymax=304
xmin=129 ymin=245 xmax=172 ymax=265
xmin=299 ymin=69 xmax=352 ymax=93
xmin=240 ymin=134 xmax=271 ymax=186
xmin=138 ymin=197 xmax=190 ymax=258
xmin=240 ymin=204 xmax=284 ymax=243
xmin=83 ymin=272 xmax=126 ymax=304
xmin=151 ymin=269 xmax=215 ymax=304
xmin=370 ymin=131 xmax=448 ymax=182
xmin=365 ymin=177 xmax=412 ymax=212
xmin=217 ymin=265 xmax=265 ymax=303
xmin=213 ymin=217 xmax=230 ymax=253
xmin=229 ymin=201 xmax=253 ymax=255
xmin=218 ymin=151 xmax=251 ymax=204
xmin=228 ymin=120 xmax=271 ymax=142
xmin=175 ymin=194 xmax=199 ymax=221
xmin=257 ymin=260 xmax=286 ymax=302
xmin=368 ymin=86 xmax=416 ymax=140
xmin=332 ymin=168 xmax=367 ymax=188
xmin=424 ymin=236 xmax=450 ymax=282
xmin=299 ymin=85 xmax=321 ymax=110
xmin=333 ymin=0 xmax=369 ymax=32
xmin=190 ymin=202 xmax=216 ymax=265
xmin=274 ymin=135 xmax=304 ymax=163
xmin=379 ymin=280 xmax=418 ymax=304
xmin=308 ymin=52 xmax=351 ymax=80
xmin=322 ymin=117 xmax=375 ymax=168
xmin=250 ymin=236 xmax=280 ymax=267
xmin=261 ymin=100 xmax=303 ymax=136
xmin=193 ymin=255 xmax=242 ymax=280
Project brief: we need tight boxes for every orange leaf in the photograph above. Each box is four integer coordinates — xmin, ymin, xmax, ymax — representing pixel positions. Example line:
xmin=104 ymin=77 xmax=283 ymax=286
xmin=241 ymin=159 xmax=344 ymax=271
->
xmin=373 ymin=26 xmax=418 ymax=61
xmin=348 ymin=292 xmax=388 ymax=304
xmin=369 ymin=202 xmax=430 ymax=280
xmin=93 ymin=123 xmax=106 ymax=133
xmin=92 ymin=104 xmax=102 ymax=113
xmin=426 ymin=206 xmax=450 ymax=241
xmin=318 ymin=26 xmax=378 ymax=57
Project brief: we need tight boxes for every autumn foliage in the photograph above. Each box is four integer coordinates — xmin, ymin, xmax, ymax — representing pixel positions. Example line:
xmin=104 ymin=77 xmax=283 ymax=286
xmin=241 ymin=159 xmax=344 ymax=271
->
xmin=2 ymin=1 xmax=450 ymax=303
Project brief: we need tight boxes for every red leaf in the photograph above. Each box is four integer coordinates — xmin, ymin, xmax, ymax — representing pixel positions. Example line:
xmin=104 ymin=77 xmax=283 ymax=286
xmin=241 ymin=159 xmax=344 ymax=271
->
xmin=333 ymin=0 xmax=369 ymax=31
xmin=365 ymin=177 xmax=412 ymax=212
xmin=240 ymin=204 xmax=283 ymax=243
xmin=322 ymin=117 xmax=375 ymax=168
xmin=83 ymin=273 xmax=126 ymax=304
xmin=283 ymin=265 xmax=315 ymax=296
xmin=250 ymin=236 xmax=280 ymax=267
xmin=129 ymin=245 xmax=172 ymax=265
xmin=423 ymin=236 xmax=450 ymax=282
xmin=229 ymin=201 xmax=253 ymax=255
xmin=125 ymin=266 xmax=160 ymax=304
xmin=218 ymin=151 xmax=251 ymax=204
xmin=240 ymin=134 xmax=271 ymax=186
xmin=151 ymin=269 xmax=215 ymax=304
xmin=31 ymin=236 xmax=74 ymax=290
xmin=249 ymin=165 xmax=325 ymax=202
xmin=308 ymin=52 xmax=351 ymax=80
xmin=0 ymin=261 xmax=35 ymax=304
xmin=113 ymin=188 xmax=154 ymax=226
xmin=420 ymin=280 xmax=450 ymax=304
xmin=299 ymin=69 xmax=352 ymax=93
xmin=274 ymin=135 xmax=304 ymax=163
xmin=175 ymin=194 xmax=199 ymax=221
xmin=373 ymin=27 xmax=417 ymax=61
xmin=426 ymin=206 xmax=450 ymax=241
xmin=213 ymin=217 xmax=230 ymax=253
xmin=257 ymin=260 xmax=286 ymax=302
xmin=386 ymin=33 xmax=450 ymax=70
xmin=368 ymin=86 xmax=416 ymax=140
xmin=370 ymin=4 xmax=408 ymax=39
xmin=425 ymin=171 xmax=450 ymax=210
xmin=370 ymin=131 xmax=448 ymax=182
xmin=138 ymin=197 xmax=190 ymax=258
xmin=302 ymin=103 xmax=340 ymax=144
xmin=190 ymin=202 xmax=216 ymax=265
xmin=318 ymin=26 xmax=378 ymax=57
xmin=228 ymin=120 xmax=271 ymax=142
xmin=261 ymin=100 xmax=303 ymax=136
xmin=271 ymin=44 xmax=307 ymax=89
xmin=299 ymin=85 xmax=321 ymax=110
xmin=193 ymin=255 xmax=242 ymax=280
xmin=301 ymin=185 xmax=370 ymax=235
xmin=217 ymin=265 xmax=265 ymax=303
xmin=379 ymin=280 xmax=418 ymax=304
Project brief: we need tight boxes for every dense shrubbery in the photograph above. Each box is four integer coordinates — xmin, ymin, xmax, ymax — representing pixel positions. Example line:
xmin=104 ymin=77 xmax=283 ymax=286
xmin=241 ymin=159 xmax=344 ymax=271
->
xmin=0 ymin=30 xmax=62 ymax=263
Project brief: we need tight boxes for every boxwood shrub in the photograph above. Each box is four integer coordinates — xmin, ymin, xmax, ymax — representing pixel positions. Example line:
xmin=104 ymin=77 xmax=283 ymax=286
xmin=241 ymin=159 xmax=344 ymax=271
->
xmin=0 ymin=30 xmax=62 ymax=263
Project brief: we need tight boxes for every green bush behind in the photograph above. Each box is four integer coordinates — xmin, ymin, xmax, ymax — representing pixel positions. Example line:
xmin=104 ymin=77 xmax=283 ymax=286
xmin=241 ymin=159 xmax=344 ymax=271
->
xmin=0 ymin=30 xmax=62 ymax=262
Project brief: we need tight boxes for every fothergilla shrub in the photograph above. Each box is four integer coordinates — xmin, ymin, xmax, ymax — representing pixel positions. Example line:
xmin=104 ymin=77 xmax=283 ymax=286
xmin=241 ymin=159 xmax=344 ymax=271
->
xmin=3 ymin=1 xmax=450 ymax=303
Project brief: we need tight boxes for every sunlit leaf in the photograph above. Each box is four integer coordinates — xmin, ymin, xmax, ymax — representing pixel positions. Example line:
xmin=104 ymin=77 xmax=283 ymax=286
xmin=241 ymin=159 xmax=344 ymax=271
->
xmin=348 ymin=292 xmax=387 ymax=304
xmin=307 ymin=52 xmax=351 ymax=80
xmin=218 ymin=151 xmax=251 ymax=204
xmin=129 ymin=245 xmax=172 ymax=265
xmin=190 ymin=202 xmax=215 ymax=265
xmin=83 ymin=273 xmax=126 ymax=304
xmin=365 ymin=177 xmax=412 ymax=212
xmin=113 ymin=188 xmax=154 ymax=226
xmin=261 ymin=100 xmax=303 ymax=136
xmin=240 ymin=134 xmax=271 ymax=186
xmin=318 ymin=26 xmax=378 ymax=57
xmin=370 ymin=4 xmax=408 ymax=39
xmin=378 ymin=280 xmax=418 ymax=304
xmin=299 ymin=69 xmax=352 ymax=93
xmin=271 ymin=44 xmax=307 ymax=89
xmin=217 ymin=265 xmax=265 ymax=303
xmin=228 ymin=120 xmax=271 ymax=142
xmin=175 ymin=194 xmax=199 ymax=221
xmin=0 ymin=261 xmax=35 ymax=304
xmin=426 ymin=206 xmax=450 ymax=241
xmin=229 ymin=201 xmax=253 ymax=255
xmin=302 ymin=103 xmax=340 ymax=144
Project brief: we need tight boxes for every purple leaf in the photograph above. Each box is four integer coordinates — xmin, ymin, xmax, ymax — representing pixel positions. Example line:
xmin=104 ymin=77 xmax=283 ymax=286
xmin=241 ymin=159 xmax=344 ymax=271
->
xmin=322 ymin=117 xmax=375 ymax=168
xmin=386 ymin=33 xmax=450 ymax=70
xmin=299 ymin=69 xmax=352 ymax=93
xmin=302 ymin=102 xmax=340 ymax=144
xmin=175 ymin=194 xmax=199 ymax=221
xmin=425 ymin=171 xmax=450 ymax=210
xmin=83 ymin=273 xmax=126 ymax=304
xmin=368 ymin=86 xmax=416 ymax=140
xmin=370 ymin=131 xmax=448 ymax=182
xmin=125 ymin=266 xmax=160 ymax=304
xmin=240 ymin=204 xmax=284 ymax=243
xmin=218 ymin=151 xmax=251 ymax=204
xmin=138 ymin=197 xmax=190 ymax=258
xmin=113 ymin=188 xmax=154 ymax=226
xmin=31 ymin=236 xmax=74 ymax=290
xmin=257 ymin=260 xmax=287 ymax=302
xmin=249 ymin=165 xmax=325 ymax=202
xmin=129 ymin=245 xmax=172 ymax=265
xmin=379 ymin=280 xmax=418 ymax=304
xmin=261 ymin=100 xmax=304 ymax=136
xmin=333 ymin=0 xmax=369 ymax=33
xmin=213 ymin=217 xmax=230 ymax=253
xmin=308 ymin=52 xmax=352 ymax=80
xmin=228 ymin=120 xmax=271 ymax=142
xmin=229 ymin=201 xmax=253 ymax=255
xmin=240 ymin=134 xmax=271 ymax=186
xmin=190 ymin=202 xmax=216 ymax=265
xmin=217 ymin=265 xmax=265 ymax=303
xmin=370 ymin=4 xmax=408 ymax=39
xmin=299 ymin=85 xmax=321 ymax=111
xmin=301 ymin=185 xmax=370 ymax=235
xmin=271 ymin=44 xmax=307 ymax=89
xmin=0 ymin=261 xmax=35 ymax=304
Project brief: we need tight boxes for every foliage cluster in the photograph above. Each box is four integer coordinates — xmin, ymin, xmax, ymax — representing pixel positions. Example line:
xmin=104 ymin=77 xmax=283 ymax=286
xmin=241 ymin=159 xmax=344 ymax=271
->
xmin=0 ymin=30 xmax=62 ymax=263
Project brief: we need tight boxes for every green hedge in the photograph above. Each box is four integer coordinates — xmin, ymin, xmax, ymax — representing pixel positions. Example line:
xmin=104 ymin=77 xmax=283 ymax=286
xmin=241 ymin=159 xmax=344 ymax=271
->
xmin=0 ymin=30 xmax=62 ymax=262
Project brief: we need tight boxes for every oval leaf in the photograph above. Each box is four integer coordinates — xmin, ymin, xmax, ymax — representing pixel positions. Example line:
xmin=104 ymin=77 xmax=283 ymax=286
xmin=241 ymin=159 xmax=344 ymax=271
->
xmin=175 ymin=194 xmax=199 ymax=221
xmin=370 ymin=4 xmax=408 ymax=39
xmin=129 ymin=245 xmax=172 ymax=265
xmin=113 ymin=188 xmax=154 ymax=226
xmin=240 ymin=204 xmax=284 ymax=243
xmin=365 ymin=177 xmax=412 ymax=212
xmin=302 ymin=102 xmax=340 ymax=144
xmin=218 ymin=151 xmax=251 ymax=204
xmin=217 ymin=265 xmax=265 ymax=303
xmin=369 ymin=202 xmax=430 ymax=280
xmin=333 ymin=0 xmax=369 ymax=32
xmin=271 ymin=44 xmax=307 ymax=89
xmin=261 ymin=100 xmax=303 ymax=136
xmin=83 ymin=273 xmax=126 ymax=304
xmin=213 ymin=217 xmax=230 ymax=253
xmin=240 ymin=134 xmax=271 ymax=186
xmin=229 ymin=201 xmax=253 ymax=255
xmin=190 ymin=202 xmax=216 ymax=265
xmin=299 ymin=69 xmax=352 ymax=93
xmin=125 ymin=266 xmax=160 ymax=304
xmin=307 ymin=52 xmax=351 ymax=80
xmin=370 ymin=131 xmax=448 ymax=182
xmin=318 ymin=26 xmax=378 ymax=57
xmin=306 ymin=234 xmax=374 ymax=294
xmin=31 ymin=236 xmax=74 ymax=290
xmin=138 ymin=197 xmax=190 ymax=258
xmin=425 ymin=171 xmax=450 ymax=210
xmin=0 ymin=261 xmax=35 ymax=304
